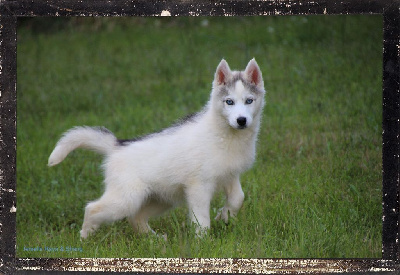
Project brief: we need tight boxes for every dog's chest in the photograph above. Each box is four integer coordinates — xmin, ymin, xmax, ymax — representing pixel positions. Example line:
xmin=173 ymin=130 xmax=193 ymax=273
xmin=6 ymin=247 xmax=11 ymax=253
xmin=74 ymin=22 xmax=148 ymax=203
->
xmin=210 ymin=133 xmax=256 ymax=173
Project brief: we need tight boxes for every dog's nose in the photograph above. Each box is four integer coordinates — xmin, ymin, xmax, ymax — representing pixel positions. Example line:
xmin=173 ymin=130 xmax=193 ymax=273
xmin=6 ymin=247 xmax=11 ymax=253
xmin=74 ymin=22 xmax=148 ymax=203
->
xmin=237 ymin=117 xmax=247 ymax=127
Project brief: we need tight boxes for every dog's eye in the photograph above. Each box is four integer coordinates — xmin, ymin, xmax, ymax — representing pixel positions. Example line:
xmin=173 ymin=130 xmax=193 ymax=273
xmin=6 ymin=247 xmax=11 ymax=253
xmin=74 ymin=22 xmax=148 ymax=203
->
xmin=225 ymin=99 xmax=234 ymax=105
xmin=245 ymin=98 xmax=253 ymax=104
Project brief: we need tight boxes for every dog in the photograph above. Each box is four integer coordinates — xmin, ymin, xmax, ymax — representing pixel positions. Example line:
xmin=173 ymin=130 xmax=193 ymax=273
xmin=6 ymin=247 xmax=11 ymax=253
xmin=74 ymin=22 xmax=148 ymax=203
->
xmin=48 ymin=58 xmax=266 ymax=239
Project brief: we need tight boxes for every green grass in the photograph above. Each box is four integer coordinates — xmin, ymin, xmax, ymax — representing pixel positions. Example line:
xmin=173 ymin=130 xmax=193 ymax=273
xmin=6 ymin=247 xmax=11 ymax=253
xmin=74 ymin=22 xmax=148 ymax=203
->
xmin=17 ymin=15 xmax=382 ymax=258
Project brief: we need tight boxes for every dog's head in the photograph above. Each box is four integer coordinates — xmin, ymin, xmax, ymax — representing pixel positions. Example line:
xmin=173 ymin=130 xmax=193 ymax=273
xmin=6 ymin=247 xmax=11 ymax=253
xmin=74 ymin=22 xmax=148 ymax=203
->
xmin=211 ymin=59 xmax=265 ymax=130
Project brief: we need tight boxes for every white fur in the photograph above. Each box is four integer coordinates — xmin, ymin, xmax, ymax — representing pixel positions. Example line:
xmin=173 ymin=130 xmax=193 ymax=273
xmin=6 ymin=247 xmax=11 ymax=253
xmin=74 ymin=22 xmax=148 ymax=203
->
xmin=48 ymin=59 xmax=266 ymax=239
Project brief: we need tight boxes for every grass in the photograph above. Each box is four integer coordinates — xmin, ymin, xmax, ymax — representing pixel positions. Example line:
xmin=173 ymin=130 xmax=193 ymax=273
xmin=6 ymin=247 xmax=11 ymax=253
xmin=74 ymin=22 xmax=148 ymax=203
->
xmin=16 ymin=15 xmax=382 ymax=258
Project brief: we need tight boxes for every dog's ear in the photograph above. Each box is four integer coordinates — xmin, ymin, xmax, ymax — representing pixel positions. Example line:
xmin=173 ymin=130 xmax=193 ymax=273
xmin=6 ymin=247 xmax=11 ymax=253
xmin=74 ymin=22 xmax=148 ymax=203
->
xmin=244 ymin=58 xmax=263 ymax=88
xmin=214 ymin=59 xmax=232 ymax=86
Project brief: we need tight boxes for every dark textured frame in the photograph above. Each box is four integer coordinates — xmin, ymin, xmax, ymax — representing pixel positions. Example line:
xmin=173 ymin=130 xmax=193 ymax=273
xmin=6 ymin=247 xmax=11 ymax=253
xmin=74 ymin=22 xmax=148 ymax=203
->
xmin=0 ymin=0 xmax=399 ymax=274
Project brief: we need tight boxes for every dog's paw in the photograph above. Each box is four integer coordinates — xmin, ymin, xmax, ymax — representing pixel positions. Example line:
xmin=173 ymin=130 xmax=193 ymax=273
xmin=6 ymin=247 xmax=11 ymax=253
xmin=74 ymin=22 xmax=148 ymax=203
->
xmin=215 ymin=207 xmax=232 ymax=223
xmin=195 ymin=227 xmax=209 ymax=238
xmin=80 ymin=230 xmax=89 ymax=241
xmin=80 ymin=227 xmax=95 ymax=240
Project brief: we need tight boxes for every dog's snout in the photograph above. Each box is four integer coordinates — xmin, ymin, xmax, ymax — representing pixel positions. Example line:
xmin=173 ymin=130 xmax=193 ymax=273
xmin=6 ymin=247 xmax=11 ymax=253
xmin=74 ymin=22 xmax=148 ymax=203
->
xmin=237 ymin=117 xmax=247 ymax=127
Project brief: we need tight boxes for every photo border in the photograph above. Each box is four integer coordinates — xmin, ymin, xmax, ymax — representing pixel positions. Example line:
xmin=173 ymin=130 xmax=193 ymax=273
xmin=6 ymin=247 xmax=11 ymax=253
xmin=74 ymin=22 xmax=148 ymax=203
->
xmin=1 ymin=0 xmax=399 ymax=273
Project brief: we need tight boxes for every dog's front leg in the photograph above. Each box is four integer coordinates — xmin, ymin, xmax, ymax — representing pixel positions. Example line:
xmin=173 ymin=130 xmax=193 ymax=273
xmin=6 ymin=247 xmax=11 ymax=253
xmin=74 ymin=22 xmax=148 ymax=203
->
xmin=186 ymin=183 xmax=213 ymax=236
xmin=215 ymin=175 xmax=244 ymax=223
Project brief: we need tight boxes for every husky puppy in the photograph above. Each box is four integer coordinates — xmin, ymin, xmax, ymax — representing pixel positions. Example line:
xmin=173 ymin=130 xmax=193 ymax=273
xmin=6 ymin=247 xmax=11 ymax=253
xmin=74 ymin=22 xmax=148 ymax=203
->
xmin=48 ymin=59 xmax=266 ymax=239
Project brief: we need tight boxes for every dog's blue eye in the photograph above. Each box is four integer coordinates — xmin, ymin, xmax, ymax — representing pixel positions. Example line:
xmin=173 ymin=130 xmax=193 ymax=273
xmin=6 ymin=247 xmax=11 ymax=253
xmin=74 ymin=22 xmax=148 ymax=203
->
xmin=225 ymin=99 xmax=234 ymax=105
xmin=246 ymin=98 xmax=253 ymax=104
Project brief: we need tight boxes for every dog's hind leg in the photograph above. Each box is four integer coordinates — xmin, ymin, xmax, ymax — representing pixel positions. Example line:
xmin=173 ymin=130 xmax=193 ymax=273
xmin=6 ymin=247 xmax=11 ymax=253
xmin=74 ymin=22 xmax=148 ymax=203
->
xmin=215 ymin=175 xmax=244 ymax=223
xmin=127 ymin=200 xmax=171 ymax=235
xmin=80 ymin=188 xmax=146 ymax=239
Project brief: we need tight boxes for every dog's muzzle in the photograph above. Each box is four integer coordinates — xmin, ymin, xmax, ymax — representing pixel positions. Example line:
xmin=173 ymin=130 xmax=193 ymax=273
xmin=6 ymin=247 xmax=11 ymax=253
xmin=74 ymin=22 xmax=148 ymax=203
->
xmin=237 ymin=117 xmax=247 ymax=129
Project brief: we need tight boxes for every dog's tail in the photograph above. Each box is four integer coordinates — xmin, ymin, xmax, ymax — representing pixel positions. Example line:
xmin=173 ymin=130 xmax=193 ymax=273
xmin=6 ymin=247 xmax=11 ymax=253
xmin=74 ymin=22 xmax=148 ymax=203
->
xmin=48 ymin=126 xmax=117 ymax=167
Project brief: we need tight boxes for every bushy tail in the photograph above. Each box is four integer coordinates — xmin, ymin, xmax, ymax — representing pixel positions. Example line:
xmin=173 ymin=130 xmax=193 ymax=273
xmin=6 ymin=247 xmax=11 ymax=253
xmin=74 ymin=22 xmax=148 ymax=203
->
xmin=48 ymin=126 xmax=117 ymax=167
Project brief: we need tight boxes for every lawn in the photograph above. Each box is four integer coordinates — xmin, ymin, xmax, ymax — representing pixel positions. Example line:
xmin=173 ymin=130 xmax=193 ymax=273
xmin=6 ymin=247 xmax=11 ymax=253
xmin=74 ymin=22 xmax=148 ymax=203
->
xmin=16 ymin=15 xmax=382 ymax=258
